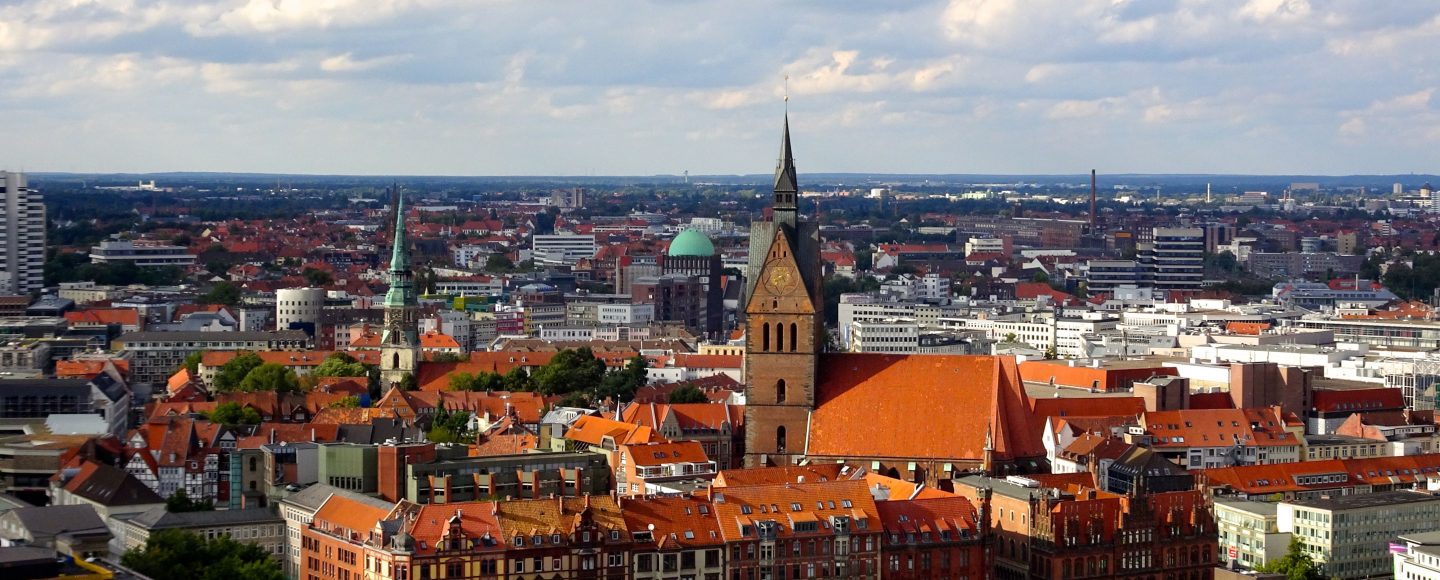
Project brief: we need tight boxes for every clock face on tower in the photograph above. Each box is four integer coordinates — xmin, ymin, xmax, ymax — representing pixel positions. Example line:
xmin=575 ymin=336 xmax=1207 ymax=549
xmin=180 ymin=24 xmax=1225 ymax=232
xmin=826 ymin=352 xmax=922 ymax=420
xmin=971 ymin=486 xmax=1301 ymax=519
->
xmin=765 ymin=267 xmax=797 ymax=295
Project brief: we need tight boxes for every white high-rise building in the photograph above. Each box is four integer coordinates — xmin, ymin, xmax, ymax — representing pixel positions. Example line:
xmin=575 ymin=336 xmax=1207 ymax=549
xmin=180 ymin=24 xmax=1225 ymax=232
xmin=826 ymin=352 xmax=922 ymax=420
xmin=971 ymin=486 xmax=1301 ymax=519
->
xmin=0 ymin=172 xmax=44 ymax=294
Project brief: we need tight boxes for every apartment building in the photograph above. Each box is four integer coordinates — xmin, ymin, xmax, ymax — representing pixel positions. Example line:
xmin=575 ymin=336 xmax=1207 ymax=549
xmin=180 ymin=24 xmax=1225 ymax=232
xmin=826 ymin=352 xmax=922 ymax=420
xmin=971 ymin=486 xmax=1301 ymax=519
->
xmin=89 ymin=240 xmax=197 ymax=268
xmin=115 ymin=330 xmax=311 ymax=385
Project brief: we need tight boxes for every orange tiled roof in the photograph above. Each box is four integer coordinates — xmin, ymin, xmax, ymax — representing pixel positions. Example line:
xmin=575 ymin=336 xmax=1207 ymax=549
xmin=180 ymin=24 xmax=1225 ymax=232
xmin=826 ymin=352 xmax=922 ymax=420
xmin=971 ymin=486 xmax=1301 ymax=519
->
xmin=1201 ymin=453 xmax=1440 ymax=495
xmin=621 ymin=441 xmax=709 ymax=467
xmin=874 ymin=495 xmax=978 ymax=537
xmin=715 ymin=464 xmax=848 ymax=488
xmin=621 ymin=495 xmax=725 ymax=549
xmin=419 ymin=331 xmax=461 ymax=349
xmin=494 ymin=496 xmax=625 ymax=538
xmin=710 ymin=479 xmax=878 ymax=543
xmin=807 ymin=354 xmax=1044 ymax=462
xmin=314 ymin=494 xmax=391 ymax=539
xmin=565 ymin=415 xmax=656 ymax=447
xmin=405 ymin=502 xmax=504 ymax=556
xmin=1142 ymin=407 xmax=1299 ymax=448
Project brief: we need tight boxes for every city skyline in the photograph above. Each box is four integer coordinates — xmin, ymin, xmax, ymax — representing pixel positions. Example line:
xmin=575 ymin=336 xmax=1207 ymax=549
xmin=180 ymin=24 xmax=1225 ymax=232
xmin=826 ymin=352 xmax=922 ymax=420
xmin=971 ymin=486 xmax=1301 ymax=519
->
xmin=4 ymin=1 xmax=1440 ymax=176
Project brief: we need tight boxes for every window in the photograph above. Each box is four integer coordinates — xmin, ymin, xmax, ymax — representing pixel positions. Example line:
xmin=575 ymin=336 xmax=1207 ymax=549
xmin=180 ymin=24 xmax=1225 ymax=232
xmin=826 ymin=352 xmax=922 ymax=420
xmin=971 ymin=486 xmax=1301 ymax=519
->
xmin=777 ymin=426 xmax=787 ymax=453
xmin=776 ymin=323 xmax=785 ymax=353
xmin=789 ymin=322 xmax=798 ymax=352
xmin=763 ymin=323 xmax=771 ymax=351
xmin=776 ymin=379 xmax=787 ymax=403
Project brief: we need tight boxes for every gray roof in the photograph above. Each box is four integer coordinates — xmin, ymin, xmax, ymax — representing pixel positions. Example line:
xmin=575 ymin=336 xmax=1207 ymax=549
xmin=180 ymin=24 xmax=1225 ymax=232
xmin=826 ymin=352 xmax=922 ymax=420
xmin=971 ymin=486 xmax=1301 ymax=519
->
xmin=61 ymin=462 xmax=164 ymax=507
xmin=0 ymin=546 xmax=57 ymax=564
xmin=1214 ymin=499 xmax=1280 ymax=517
xmin=128 ymin=506 xmax=283 ymax=531
xmin=117 ymin=330 xmax=309 ymax=343
xmin=0 ymin=379 xmax=93 ymax=398
xmin=278 ymin=483 xmax=391 ymax=514
xmin=1 ymin=505 xmax=109 ymax=540
xmin=1287 ymin=490 xmax=1440 ymax=511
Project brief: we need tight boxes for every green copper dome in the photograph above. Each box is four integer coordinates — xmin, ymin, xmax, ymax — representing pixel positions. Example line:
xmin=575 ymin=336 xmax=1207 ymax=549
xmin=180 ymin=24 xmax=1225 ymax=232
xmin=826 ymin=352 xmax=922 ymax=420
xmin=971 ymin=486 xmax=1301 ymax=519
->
xmin=668 ymin=228 xmax=716 ymax=257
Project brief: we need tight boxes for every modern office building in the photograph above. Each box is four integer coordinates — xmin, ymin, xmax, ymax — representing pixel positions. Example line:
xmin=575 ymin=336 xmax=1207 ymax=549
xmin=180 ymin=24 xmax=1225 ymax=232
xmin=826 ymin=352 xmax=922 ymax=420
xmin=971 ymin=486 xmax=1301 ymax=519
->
xmin=0 ymin=171 xmax=44 ymax=294
xmin=1142 ymin=227 xmax=1205 ymax=290
xmin=531 ymin=234 xmax=597 ymax=266
xmin=1277 ymin=490 xmax=1440 ymax=579
xmin=88 ymin=240 xmax=196 ymax=268
xmin=275 ymin=287 xmax=327 ymax=333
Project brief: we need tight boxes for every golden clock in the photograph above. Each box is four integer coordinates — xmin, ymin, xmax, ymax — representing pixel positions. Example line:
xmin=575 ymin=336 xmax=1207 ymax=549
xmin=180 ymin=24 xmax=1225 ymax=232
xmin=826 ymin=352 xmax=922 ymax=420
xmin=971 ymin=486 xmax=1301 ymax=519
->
xmin=765 ymin=267 xmax=797 ymax=294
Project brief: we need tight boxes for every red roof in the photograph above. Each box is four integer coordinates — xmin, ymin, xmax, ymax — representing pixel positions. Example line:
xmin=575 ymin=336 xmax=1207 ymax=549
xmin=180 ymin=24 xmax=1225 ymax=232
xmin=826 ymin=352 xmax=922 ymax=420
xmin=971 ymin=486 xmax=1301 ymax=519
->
xmin=65 ymin=308 xmax=139 ymax=326
xmin=807 ymin=354 xmax=1044 ymax=462
xmin=1312 ymin=388 xmax=1405 ymax=414
xmin=621 ymin=440 xmax=709 ymax=467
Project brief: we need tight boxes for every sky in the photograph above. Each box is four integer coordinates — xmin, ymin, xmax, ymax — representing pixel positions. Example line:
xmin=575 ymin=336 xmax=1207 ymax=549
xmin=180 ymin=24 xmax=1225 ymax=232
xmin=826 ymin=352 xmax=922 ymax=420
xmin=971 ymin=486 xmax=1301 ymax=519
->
xmin=3 ymin=0 xmax=1439 ymax=176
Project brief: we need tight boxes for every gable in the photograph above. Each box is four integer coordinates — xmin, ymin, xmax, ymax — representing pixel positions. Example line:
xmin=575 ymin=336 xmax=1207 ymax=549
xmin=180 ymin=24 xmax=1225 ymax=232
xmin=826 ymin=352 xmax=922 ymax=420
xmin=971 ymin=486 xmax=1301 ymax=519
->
xmin=746 ymin=227 xmax=816 ymax=316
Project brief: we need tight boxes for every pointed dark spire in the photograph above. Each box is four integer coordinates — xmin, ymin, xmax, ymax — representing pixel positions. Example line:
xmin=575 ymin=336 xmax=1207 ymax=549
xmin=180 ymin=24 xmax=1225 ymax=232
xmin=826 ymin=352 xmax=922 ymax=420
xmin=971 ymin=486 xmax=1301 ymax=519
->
xmin=772 ymin=114 xmax=799 ymax=227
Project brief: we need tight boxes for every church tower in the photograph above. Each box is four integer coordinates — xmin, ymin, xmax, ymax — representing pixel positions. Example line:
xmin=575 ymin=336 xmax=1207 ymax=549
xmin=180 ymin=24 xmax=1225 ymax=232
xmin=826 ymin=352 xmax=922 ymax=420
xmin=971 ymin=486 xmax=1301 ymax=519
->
xmin=743 ymin=114 xmax=824 ymax=467
xmin=380 ymin=187 xmax=420 ymax=388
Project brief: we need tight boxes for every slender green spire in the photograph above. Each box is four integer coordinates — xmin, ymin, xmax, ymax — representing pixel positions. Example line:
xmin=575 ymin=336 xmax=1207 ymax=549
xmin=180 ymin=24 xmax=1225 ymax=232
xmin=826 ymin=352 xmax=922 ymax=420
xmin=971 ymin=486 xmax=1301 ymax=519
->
xmin=390 ymin=186 xmax=409 ymax=273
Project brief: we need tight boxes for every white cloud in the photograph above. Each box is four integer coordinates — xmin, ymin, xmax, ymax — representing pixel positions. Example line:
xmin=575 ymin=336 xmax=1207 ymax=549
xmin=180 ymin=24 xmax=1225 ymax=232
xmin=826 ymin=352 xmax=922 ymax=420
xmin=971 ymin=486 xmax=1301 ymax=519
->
xmin=1 ymin=1 xmax=1440 ymax=174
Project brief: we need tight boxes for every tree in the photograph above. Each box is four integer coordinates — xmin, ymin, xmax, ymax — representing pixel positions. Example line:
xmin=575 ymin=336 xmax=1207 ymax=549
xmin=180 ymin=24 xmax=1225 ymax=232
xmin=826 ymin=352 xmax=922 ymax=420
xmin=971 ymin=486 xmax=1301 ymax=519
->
xmin=398 ymin=372 xmax=418 ymax=391
xmin=311 ymin=352 xmax=370 ymax=378
xmin=529 ymin=348 xmax=606 ymax=396
xmin=427 ymin=403 xmax=473 ymax=444
xmin=595 ymin=355 xmax=649 ymax=404
xmin=501 ymin=367 xmax=534 ymax=392
xmin=1255 ymin=536 xmax=1324 ymax=580
xmin=1031 ymin=271 xmax=1050 ymax=284
xmin=165 ymin=489 xmax=214 ymax=513
xmin=667 ymin=384 xmax=708 ymax=404
xmin=329 ymin=396 xmax=361 ymax=409
xmin=180 ymin=351 xmax=204 ymax=375
xmin=301 ymin=267 xmax=333 ymax=287
xmin=430 ymin=352 xmax=466 ymax=363
xmin=203 ymin=281 xmax=242 ymax=306
xmin=556 ymin=391 xmax=592 ymax=409
xmin=212 ymin=352 xmax=263 ymax=393
xmin=238 ymin=363 xmax=300 ymax=393
xmin=485 ymin=254 xmax=516 ymax=273
xmin=208 ymin=402 xmax=261 ymax=426
xmin=122 ymin=529 xmax=284 ymax=580
xmin=450 ymin=371 xmax=504 ymax=392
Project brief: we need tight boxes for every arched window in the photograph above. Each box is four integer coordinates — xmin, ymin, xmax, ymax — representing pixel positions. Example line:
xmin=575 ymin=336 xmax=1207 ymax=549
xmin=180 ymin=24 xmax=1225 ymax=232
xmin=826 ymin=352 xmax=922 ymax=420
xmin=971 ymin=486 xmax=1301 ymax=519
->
xmin=762 ymin=323 xmax=771 ymax=352
xmin=789 ymin=322 xmax=798 ymax=352
xmin=776 ymin=323 xmax=785 ymax=353
xmin=392 ymin=352 xmax=401 ymax=368
xmin=776 ymin=379 xmax=787 ymax=404
xmin=776 ymin=426 xmax=787 ymax=453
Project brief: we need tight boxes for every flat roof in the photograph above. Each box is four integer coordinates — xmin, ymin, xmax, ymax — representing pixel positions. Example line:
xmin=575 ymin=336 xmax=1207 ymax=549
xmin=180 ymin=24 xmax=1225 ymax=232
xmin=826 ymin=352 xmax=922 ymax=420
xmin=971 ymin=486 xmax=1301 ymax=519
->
xmin=1287 ymin=490 xmax=1440 ymax=511
xmin=1214 ymin=499 xmax=1279 ymax=517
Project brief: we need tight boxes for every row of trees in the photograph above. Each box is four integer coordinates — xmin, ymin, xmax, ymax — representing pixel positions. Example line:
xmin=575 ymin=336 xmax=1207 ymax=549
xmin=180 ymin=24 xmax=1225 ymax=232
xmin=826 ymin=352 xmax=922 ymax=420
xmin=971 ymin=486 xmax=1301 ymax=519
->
xmin=122 ymin=529 xmax=284 ymax=580
xmin=447 ymin=347 xmax=650 ymax=407
xmin=184 ymin=352 xmax=377 ymax=395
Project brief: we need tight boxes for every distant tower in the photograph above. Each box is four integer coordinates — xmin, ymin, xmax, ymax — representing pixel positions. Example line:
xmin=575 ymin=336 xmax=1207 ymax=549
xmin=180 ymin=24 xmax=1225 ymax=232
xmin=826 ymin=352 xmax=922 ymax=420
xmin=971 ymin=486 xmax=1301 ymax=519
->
xmin=380 ymin=187 xmax=420 ymax=388
xmin=1206 ymin=183 xmax=1212 ymax=204
xmin=1089 ymin=169 xmax=1097 ymax=230
xmin=0 ymin=172 xmax=44 ymax=294
xmin=743 ymin=113 xmax=823 ymax=468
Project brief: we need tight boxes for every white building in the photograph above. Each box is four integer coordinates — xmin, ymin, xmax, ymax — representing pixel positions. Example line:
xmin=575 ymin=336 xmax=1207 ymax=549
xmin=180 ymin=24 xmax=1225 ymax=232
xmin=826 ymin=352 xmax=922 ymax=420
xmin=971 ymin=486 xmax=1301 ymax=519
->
xmin=531 ymin=234 xmax=597 ymax=266
xmin=1277 ymin=490 xmax=1440 ymax=579
xmin=275 ymin=287 xmax=326 ymax=332
xmin=0 ymin=171 xmax=44 ymax=294
xmin=848 ymin=318 xmax=920 ymax=354
xmin=1394 ymin=530 xmax=1440 ymax=580
xmin=89 ymin=240 xmax=196 ymax=268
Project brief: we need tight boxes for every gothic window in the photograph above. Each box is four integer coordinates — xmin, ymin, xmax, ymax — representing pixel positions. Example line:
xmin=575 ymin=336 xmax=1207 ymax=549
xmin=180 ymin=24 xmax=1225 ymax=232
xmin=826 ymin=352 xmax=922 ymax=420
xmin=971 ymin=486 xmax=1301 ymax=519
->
xmin=776 ymin=323 xmax=785 ymax=352
xmin=777 ymin=379 xmax=787 ymax=404
xmin=392 ymin=352 xmax=401 ymax=368
xmin=789 ymin=323 xmax=798 ymax=352
xmin=762 ymin=323 xmax=771 ymax=352
xmin=776 ymin=426 xmax=787 ymax=453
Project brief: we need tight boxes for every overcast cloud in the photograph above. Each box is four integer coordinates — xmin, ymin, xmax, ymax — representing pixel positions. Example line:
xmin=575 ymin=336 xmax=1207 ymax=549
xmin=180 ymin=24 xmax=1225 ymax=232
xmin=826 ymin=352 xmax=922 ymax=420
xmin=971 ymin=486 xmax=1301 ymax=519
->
xmin=2 ymin=0 xmax=1438 ymax=176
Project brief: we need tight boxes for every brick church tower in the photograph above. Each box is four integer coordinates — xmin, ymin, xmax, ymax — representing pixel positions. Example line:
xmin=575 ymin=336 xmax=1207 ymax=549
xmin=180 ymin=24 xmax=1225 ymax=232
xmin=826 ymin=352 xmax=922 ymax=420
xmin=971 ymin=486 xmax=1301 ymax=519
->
xmin=743 ymin=114 xmax=824 ymax=467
